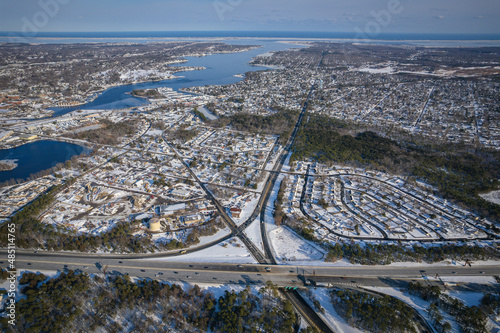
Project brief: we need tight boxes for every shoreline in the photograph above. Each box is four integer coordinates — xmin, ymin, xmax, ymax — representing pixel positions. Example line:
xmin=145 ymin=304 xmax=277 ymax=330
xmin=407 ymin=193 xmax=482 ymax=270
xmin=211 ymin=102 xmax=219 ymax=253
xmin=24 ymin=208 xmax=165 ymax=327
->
xmin=2 ymin=36 xmax=500 ymax=47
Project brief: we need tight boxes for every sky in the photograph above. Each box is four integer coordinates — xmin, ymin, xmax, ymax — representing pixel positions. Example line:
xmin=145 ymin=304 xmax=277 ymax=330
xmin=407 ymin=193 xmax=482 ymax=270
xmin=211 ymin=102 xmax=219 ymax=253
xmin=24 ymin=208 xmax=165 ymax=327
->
xmin=0 ymin=0 xmax=499 ymax=35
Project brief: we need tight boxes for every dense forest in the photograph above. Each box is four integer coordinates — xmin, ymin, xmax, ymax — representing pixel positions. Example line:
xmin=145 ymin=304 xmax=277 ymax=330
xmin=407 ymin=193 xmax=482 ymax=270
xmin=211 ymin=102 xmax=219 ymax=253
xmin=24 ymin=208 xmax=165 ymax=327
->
xmin=292 ymin=114 xmax=500 ymax=220
xmin=0 ymin=272 xmax=301 ymax=333
xmin=330 ymin=288 xmax=417 ymax=332
xmin=67 ymin=119 xmax=137 ymax=146
xmin=166 ymin=123 xmax=199 ymax=142
xmin=212 ymin=108 xmax=299 ymax=144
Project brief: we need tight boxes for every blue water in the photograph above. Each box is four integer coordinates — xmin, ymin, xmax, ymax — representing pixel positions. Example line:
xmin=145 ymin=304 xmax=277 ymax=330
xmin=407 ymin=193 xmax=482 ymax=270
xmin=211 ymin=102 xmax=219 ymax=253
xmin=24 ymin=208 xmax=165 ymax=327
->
xmin=51 ymin=40 xmax=301 ymax=116
xmin=0 ymin=140 xmax=89 ymax=183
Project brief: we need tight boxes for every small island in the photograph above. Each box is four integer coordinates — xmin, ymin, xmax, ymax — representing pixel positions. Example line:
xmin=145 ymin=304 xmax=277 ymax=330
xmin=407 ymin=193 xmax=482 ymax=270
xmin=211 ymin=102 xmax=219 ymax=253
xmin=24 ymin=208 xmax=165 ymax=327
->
xmin=0 ymin=160 xmax=17 ymax=171
xmin=131 ymin=89 xmax=165 ymax=99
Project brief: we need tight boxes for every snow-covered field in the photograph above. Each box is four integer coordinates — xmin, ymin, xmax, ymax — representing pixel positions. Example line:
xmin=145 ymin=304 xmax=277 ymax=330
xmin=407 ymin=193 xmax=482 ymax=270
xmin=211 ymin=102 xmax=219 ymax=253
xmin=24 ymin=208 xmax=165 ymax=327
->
xmin=147 ymin=237 xmax=257 ymax=264
xmin=269 ymin=226 xmax=325 ymax=263
xmin=480 ymin=189 xmax=500 ymax=206
xmin=357 ymin=66 xmax=395 ymax=74
xmin=244 ymin=217 xmax=265 ymax=253
xmin=447 ymin=291 xmax=484 ymax=307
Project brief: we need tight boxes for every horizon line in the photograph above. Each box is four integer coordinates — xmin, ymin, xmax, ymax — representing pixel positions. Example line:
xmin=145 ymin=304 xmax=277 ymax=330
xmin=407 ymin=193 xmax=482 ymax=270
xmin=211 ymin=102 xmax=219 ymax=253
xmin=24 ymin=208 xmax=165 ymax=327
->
xmin=1 ymin=30 xmax=500 ymax=35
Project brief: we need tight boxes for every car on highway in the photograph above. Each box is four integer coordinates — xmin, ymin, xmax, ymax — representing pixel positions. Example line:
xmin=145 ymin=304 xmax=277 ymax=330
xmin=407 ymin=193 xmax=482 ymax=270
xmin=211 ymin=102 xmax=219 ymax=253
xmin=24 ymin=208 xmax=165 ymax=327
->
xmin=265 ymin=267 xmax=271 ymax=272
xmin=83 ymin=266 xmax=88 ymax=269
xmin=140 ymin=269 xmax=146 ymax=272
xmin=237 ymin=265 xmax=244 ymax=268
xmin=180 ymin=250 xmax=187 ymax=254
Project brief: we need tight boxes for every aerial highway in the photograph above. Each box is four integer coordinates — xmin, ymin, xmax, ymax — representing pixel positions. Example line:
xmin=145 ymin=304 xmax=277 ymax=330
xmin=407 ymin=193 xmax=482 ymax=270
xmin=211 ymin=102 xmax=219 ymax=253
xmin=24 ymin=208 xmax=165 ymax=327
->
xmin=8 ymin=251 xmax=500 ymax=293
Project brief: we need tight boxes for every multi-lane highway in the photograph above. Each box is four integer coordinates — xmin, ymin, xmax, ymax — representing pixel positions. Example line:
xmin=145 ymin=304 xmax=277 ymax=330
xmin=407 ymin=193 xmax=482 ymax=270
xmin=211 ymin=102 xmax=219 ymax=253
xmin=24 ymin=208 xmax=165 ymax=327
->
xmin=9 ymin=251 xmax=500 ymax=292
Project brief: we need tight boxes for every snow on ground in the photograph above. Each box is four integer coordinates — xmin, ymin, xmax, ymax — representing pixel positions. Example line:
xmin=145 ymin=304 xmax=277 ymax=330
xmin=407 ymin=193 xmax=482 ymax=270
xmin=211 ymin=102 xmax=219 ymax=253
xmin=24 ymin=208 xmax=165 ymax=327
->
xmin=366 ymin=286 xmax=460 ymax=333
xmin=187 ymin=283 xmax=262 ymax=300
xmin=233 ymin=195 xmax=260 ymax=226
xmin=301 ymin=288 xmax=363 ymax=333
xmin=0 ymin=269 xmax=61 ymax=302
xmin=244 ymin=217 xmax=265 ymax=253
xmin=270 ymin=226 xmax=325 ymax=263
xmin=264 ymin=146 xmax=284 ymax=171
xmin=438 ymin=275 xmax=497 ymax=284
xmin=146 ymin=129 xmax=164 ymax=136
xmin=480 ymin=189 xmax=500 ymax=206
xmin=357 ymin=66 xmax=395 ymax=74
xmin=301 ymin=258 xmax=500 ymax=268
xmin=447 ymin=291 xmax=484 ymax=307
xmin=146 ymin=237 xmax=257 ymax=264
xmin=263 ymin=152 xmax=291 ymax=233
xmin=386 ymin=259 xmax=500 ymax=267
xmin=198 ymin=106 xmax=218 ymax=121
xmin=197 ymin=227 xmax=232 ymax=247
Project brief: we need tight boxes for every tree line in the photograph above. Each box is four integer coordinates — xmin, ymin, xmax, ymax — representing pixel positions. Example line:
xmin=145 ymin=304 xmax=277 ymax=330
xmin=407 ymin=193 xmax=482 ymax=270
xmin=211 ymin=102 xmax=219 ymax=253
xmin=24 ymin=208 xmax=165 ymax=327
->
xmin=211 ymin=108 xmax=299 ymax=144
xmin=67 ymin=119 xmax=137 ymax=146
xmin=325 ymin=242 xmax=499 ymax=265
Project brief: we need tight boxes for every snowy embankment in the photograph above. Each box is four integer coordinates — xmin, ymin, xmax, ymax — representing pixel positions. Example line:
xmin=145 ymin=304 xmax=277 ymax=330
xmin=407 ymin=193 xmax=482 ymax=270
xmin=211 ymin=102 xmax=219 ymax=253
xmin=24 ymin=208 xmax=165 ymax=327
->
xmin=244 ymin=217 xmax=265 ymax=253
xmin=148 ymin=236 xmax=257 ymax=264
